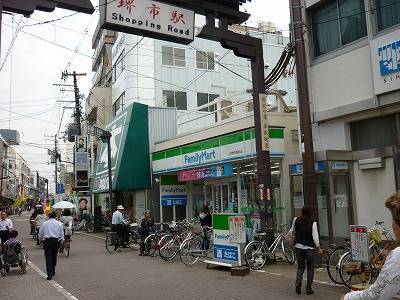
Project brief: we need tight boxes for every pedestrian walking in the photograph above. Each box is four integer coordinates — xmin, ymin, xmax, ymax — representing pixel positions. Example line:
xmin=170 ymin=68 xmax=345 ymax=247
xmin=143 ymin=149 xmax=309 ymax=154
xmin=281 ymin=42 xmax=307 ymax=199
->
xmin=39 ymin=211 xmax=64 ymax=280
xmin=342 ymin=191 xmax=400 ymax=300
xmin=0 ymin=211 xmax=13 ymax=248
xmin=289 ymin=206 xmax=322 ymax=295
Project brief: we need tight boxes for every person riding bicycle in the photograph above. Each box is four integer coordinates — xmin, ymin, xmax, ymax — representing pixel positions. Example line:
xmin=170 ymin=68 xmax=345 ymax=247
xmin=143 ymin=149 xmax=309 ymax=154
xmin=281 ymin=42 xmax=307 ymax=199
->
xmin=29 ymin=206 xmax=40 ymax=235
xmin=111 ymin=205 xmax=130 ymax=248
xmin=138 ymin=210 xmax=154 ymax=255
xmin=199 ymin=205 xmax=212 ymax=250
xmin=34 ymin=208 xmax=46 ymax=246
xmin=59 ymin=209 xmax=73 ymax=253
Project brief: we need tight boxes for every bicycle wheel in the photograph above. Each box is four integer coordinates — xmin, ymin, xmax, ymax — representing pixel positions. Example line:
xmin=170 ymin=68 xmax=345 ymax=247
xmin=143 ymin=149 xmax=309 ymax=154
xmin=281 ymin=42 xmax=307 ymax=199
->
xmin=244 ymin=241 xmax=268 ymax=270
xmin=327 ymin=246 xmax=346 ymax=284
xmin=339 ymin=252 xmax=372 ymax=290
xmin=180 ymin=238 xmax=201 ymax=266
xmin=159 ymin=235 xmax=179 ymax=261
xmin=281 ymin=239 xmax=295 ymax=264
xmin=105 ymin=233 xmax=119 ymax=254
xmin=128 ymin=232 xmax=139 ymax=250
xmin=144 ymin=234 xmax=160 ymax=257
xmin=85 ymin=221 xmax=94 ymax=233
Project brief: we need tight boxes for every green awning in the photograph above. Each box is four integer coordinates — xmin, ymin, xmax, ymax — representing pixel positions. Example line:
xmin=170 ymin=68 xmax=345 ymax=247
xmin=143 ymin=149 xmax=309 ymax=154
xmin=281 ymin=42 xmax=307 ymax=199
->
xmin=92 ymin=103 xmax=151 ymax=193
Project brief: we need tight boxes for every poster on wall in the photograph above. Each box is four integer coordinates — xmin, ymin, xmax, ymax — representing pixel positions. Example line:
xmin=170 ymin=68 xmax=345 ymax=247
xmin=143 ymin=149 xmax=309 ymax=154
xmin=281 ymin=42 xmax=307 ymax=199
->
xmin=78 ymin=195 xmax=90 ymax=214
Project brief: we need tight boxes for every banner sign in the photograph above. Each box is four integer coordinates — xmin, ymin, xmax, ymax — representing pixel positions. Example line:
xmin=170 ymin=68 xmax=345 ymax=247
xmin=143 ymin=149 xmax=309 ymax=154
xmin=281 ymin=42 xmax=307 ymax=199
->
xmin=100 ymin=0 xmax=195 ymax=45
xmin=160 ymin=185 xmax=187 ymax=206
xmin=177 ymin=163 xmax=233 ymax=182
xmin=350 ymin=225 xmax=370 ymax=263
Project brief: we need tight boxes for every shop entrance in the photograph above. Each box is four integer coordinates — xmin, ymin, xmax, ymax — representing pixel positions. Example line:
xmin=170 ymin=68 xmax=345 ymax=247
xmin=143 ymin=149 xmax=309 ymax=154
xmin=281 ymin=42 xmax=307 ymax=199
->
xmin=290 ymin=161 xmax=353 ymax=243
xmin=205 ymin=179 xmax=238 ymax=214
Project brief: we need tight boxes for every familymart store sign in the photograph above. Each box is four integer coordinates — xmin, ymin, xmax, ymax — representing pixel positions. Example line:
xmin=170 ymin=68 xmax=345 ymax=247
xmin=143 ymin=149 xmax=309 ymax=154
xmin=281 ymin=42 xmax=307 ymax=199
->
xmin=100 ymin=0 xmax=194 ymax=44
xmin=152 ymin=127 xmax=285 ymax=173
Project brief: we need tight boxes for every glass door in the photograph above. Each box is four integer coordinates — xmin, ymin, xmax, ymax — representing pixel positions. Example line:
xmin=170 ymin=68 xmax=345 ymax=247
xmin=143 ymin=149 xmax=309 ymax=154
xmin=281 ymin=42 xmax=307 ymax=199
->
xmin=317 ymin=175 xmax=330 ymax=239
xmin=331 ymin=174 xmax=351 ymax=239
xmin=228 ymin=182 xmax=238 ymax=213
xmin=221 ymin=185 xmax=229 ymax=212
xmin=214 ymin=185 xmax=221 ymax=213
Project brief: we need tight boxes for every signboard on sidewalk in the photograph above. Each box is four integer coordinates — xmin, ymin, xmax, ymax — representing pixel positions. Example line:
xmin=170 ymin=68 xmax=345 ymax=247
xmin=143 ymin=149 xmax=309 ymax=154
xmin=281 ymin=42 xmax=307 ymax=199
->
xmin=100 ymin=0 xmax=195 ymax=45
xmin=211 ymin=213 xmax=246 ymax=267
xmin=350 ymin=225 xmax=370 ymax=263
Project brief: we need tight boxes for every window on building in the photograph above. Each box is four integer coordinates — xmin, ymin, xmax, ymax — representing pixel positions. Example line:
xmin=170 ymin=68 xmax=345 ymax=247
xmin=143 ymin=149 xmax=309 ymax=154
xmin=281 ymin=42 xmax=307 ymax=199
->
xmin=197 ymin=93 xmax=219 ymax=112
xmin=161 ymin=46 xmax=186 ymax=67
xmin=113 ymin=92 xmax=125 ymax=117
xmin=196 ymin=51 xmax=216 ymax=70
xmin=350 ymin=114 xmax=397 ymax=151
xmin=220 ymin=100 xmax=233 ymax=120
xmin=311 ymin=0 xmax=367 ymax=57
xmin=114 ymin=50 xmax=125 ymax=81
xmin=163 ymin=90 xmax=187 ymax=110
xmin=376 ymin=0 xmax=400 ymax=31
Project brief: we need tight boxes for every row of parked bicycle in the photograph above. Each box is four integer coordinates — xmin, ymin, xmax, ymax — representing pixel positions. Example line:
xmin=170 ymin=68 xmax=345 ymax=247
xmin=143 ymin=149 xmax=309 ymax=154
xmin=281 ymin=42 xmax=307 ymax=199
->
xmin=104 ymin=218 xmax=297 ymax=268
xmin=325 ymin=221 xmax=394 ymax=289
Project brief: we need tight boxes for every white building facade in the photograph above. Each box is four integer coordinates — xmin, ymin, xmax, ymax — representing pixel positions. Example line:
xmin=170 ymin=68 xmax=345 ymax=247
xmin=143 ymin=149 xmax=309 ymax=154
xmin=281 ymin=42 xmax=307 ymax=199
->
xmin=299 ymin=0 xmax=400 ymax=242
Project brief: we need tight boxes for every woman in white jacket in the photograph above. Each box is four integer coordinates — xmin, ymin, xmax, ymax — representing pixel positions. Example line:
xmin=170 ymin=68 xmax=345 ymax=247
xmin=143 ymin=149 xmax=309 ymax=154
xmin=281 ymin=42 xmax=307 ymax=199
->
xmin=343 ymin=191 xmax=400 ymax=300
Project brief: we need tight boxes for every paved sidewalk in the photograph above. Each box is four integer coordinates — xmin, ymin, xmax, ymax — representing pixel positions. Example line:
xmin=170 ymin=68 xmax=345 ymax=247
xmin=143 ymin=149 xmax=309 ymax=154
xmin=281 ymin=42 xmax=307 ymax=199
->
xmin=2 ymin=212 xmax=349 ymax=300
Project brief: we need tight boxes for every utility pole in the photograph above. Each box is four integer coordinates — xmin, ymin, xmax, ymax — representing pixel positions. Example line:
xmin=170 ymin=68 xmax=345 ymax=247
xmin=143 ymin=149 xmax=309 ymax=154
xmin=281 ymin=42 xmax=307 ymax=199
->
xmin=290 ymin=0 xmax=318 ymax=216
xmin=45 ymin=134 xmax=60 ymax=195
xmin=54 ymin=135 xmax=58 ymax=194
xmin=61 ymin=71 xmax=86 ymax=136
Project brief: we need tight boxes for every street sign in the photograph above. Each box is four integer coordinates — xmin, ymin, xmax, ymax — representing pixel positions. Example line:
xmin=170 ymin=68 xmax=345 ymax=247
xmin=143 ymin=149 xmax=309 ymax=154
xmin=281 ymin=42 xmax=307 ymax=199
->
xmin=259 ymin=94 xmax=269 ymax=151
xmin=99 ymin=0 xmax=195 ymax=45
xmin=350 ymin=225 xmax=370 ymax=263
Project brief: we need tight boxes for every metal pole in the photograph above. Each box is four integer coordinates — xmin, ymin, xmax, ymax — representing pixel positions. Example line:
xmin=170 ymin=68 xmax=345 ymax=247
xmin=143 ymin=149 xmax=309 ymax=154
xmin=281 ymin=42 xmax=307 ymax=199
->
xmin=0 ymin=165 xmax=3 ymax=205
xmin=290 ymin=0 xmax=318 ymax=216
xmin=251 ymin=40 xmax=274 ymax=245
xmin=55 ymin=135 xmax=58 ymax=194
xmin=0 ymin=0 xmax=3 ymax=60
xmin=106 ymin=136 xmax=113 ymax=211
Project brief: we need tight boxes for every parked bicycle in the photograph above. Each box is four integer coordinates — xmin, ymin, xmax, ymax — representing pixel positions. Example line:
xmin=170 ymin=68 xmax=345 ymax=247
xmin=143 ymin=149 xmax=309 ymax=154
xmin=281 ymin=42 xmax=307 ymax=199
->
xmin=179 ymin=226 xmax=213 ymax=266
xmin=158 ymin=219 xmax=203 ymax=261
xmin=143 ymin=223 xmax=172 ymax=257
xmin=326 ymin=239 xmax=351 ymax=285
xmin=73 ymin=215 xmax=94 ymax=233
xmin=338 ymin=221 xmax=394 ymax=289
xmin=244 ymin=224 xmax=295 ymax=270
xmin=105 ymin=223 xmax=139 ymax=254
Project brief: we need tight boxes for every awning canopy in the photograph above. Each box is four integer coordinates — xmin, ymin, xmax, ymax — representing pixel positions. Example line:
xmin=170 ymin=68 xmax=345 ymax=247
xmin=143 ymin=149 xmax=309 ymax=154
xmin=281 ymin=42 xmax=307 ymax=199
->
xmin=92 ymin=103 xmax=151 ymax=193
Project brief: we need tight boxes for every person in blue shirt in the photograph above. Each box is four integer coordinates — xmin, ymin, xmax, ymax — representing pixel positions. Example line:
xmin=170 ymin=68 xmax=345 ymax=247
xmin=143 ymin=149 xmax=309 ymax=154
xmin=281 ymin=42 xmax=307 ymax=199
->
xmin=39 ymin=211 xmax=64 ymax=280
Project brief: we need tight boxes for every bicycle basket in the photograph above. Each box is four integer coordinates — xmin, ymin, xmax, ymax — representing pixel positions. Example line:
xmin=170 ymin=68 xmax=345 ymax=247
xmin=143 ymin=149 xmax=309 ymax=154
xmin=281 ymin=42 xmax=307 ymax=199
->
xmin=369 ymin=228 xmax=382 ymax=244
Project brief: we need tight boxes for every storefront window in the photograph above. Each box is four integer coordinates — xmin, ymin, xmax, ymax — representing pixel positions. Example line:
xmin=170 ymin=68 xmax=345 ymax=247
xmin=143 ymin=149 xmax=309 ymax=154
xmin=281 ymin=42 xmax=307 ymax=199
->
xmin=229 ymin=182 xmax=238 ymax=213
xmin=162 ymin=206 xmax=173 ymax=222
xmin=175 ymin=205 xmax=186 ymax=221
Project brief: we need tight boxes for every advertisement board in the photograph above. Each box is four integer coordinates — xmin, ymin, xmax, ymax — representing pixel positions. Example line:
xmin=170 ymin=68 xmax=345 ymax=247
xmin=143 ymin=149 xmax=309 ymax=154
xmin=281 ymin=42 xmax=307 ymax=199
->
xmin=350 ymin=225 xmax=369 ymax=263
xmin=209 ymin=213 xmax=246 ymax=267
xmin=177 ymin=163 xmax=233 ymax=182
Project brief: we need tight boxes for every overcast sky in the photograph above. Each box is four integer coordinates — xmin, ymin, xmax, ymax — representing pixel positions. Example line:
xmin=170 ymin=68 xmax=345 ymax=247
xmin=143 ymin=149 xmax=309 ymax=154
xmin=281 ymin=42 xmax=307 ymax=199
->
xmin=0 ymin=0 xmax=290 ymax=192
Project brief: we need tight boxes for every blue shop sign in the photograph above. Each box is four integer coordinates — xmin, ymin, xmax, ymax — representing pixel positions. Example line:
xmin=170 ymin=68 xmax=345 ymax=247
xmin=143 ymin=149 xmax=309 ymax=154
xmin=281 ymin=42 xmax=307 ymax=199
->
xmin=213 ymin=244 xmax=239 ymax=262
xmin=290 ymin=161 xmax=326 ymax=175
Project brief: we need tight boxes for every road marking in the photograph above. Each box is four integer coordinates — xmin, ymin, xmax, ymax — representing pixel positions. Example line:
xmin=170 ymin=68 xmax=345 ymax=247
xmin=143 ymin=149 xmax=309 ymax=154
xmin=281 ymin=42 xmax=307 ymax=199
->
xmin=75 ymin=232 xmax=105 ymax=240
xmin=251 ymin=269 xmax=266 ymax=273
xmin=28 ymin=260 xmax=79 ymax=300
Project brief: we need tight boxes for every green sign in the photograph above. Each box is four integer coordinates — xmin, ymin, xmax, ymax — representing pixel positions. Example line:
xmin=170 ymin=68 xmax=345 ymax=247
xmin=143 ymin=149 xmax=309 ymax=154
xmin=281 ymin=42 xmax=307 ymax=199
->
xmin=92 ymin=103 xmax=151 ymax=193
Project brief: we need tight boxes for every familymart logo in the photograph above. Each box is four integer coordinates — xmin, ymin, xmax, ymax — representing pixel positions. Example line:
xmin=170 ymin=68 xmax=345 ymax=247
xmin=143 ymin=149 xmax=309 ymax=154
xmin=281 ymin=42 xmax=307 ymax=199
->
xmin=184 ymin=150 xmax=216 ymax=165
